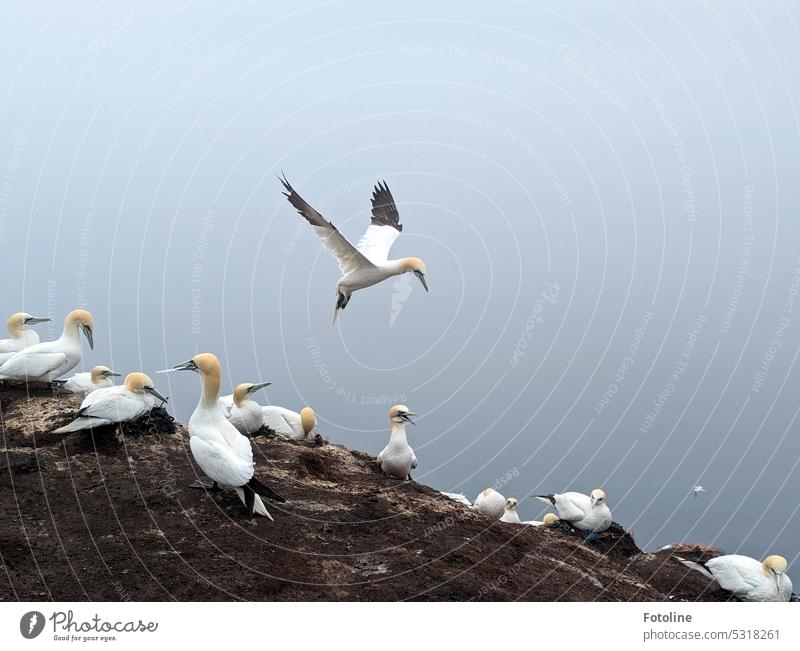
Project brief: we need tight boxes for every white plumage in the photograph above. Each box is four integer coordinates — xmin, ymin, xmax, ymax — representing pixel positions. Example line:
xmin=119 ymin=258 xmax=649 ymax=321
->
xmin=377 ymin=404 xmax=418 ymax=480
xmin=0 ymin=312 xmax=50 ymax=364
xmin=54 ymin=365 xmax=120 ymax=395
xmin=262 ymin=405 xmax=318 ymax=441
xmin=679 ymin=554 xmax=793 ymax=602
xmin=472 ymin=488 xmax=506 ymax=519
xmin=535 ymin=489 xmax=612 ymax=535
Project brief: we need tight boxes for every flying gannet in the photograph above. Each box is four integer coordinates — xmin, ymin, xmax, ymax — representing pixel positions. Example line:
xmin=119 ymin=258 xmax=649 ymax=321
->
xmin=53 ymin=372 xmax=166 ymax=433
xmin=0 ymin=309 xmax=93 ymax=383
xmin=167 ymin=353 xmax=285 ymax=518
xmin=678 ymin=554 xmax=793 ymax=602
xmin=280 ymin=175 xmax=428 ymax=324
xmin=472 ymin=487 xmax=506 ymax=519
xmin=376 ymin=404 xmax=417 ymax=480
xmin=261 ymin=405 xmax=318 ymax=441
xmin=0 ymin=312 xmax=50 ymax=363
xmin=219 ymin=382 xmax=272 ymax=436
xmin=692 ymin=485 xmax=707 ymax=498
xmin=535 ymin=489 xmax=612 ymax=541
xmin=52 ymin=365 xmax=121 ymax=394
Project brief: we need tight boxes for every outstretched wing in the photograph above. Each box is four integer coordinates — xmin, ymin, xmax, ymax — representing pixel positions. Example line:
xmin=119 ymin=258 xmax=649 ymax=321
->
xmin=280 ymin=175 xmax=373 ymax=276
xmin=355 ymin=181 xmax=402 ymax=264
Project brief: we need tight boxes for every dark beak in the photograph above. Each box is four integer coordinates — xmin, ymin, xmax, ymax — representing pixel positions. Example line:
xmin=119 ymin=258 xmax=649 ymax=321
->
xmin=413 ymin=270 xmax=428 ymax=292
xmin=83 ymin=325 xmax=94 ymax=349
xmin=24 ymin=316 xmax=51 ymax=325
xmin=106 ymin=370 xmax=122 ymax=377
xmin=170 ymin=360 xmax=197 ymax=372
xmin=248 ymin=382 xmax=272 ymax=393
xmin=400 ymin=411 xmax=417 ymax=425
xmin=146 ymin=387 xmax=169 ymax=404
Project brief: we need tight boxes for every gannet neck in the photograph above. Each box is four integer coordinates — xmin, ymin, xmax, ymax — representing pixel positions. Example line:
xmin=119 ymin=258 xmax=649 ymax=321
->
xmin=233 ymin=384 xmax=250 ymax=408
xmin=200 ymin=373 xmax=221 ymax=408
xmin=389 ymin=422 xmax=408 ymax=445
xmin=6 ymin=313 xmax=26 ymax=338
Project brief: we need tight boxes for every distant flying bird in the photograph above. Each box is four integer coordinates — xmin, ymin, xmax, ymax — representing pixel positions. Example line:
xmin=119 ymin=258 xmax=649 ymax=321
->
xmin=678 ymin=554 xmax=793 ymax=602
xmin=692 ymin=485 xmax=707 ymax=498
xmin=0 ymin=309 xmax=93 ymax=383
xmin=280 ymin=175 xmax=428 ymax=324
xmin=0 ymin=312 xmax=50 ymax=363
xmin=535 ymin=489 xmax=612 ymax=542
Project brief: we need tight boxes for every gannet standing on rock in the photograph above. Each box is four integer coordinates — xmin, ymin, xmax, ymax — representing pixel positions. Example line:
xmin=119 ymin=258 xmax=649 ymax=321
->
xmin=167 ymin=354 xmax=285 ymax=518
xmin=472 ymin=488 xmax=506 ymax=519
xmin=678 ymin=554 xmax=793 ymax=602
xmin=53 ymin=365 xmax=121 ymax=394
xmin=377 ymin=405 xmax=417 ymax=480
xmin=219 ymin=382 xmax=272 ymax=436
xmin=280 ymin=175 xmax=428 ymax=324
xmin=0 ymin=312 xmax=50 ymax=363
xmin=261 ymin=405 xmax=318 ymax=441
xmin=0 ymin=309 xmax=93 ymax=383
xmin=535 ymin=489 xmax=612 ymax=541
xmin=53 ymin=372 xmax=166 ymax=433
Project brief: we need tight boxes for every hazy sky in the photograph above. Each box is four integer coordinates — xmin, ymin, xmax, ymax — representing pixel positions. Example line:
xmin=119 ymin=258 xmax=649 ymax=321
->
xmin=1 ymin=1 xmax=799 ymax=561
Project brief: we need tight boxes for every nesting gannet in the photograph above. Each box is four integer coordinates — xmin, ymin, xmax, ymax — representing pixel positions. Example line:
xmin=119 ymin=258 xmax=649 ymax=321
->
xmin=261 ymin=405 xmax=318 ymax=441
xmin=53 ymin=372 xmax=166 ymax=433
xmin=52 ymin=365 xmax=121 ymax=394
xmin=376 ymin=404 xmax=417 ymax=480
xmin=692 ymin=485 xmax=707 ymax=498
xmin=280 ymin=176 xmax=428 ymax=324
xmin=219 ymin=382 xmax=272 ymax=436
xmin=500 ymin=497 xmax=523 ymax=523
xmin=472 ymin=487 xmax=507 ymax=519
xmin=0 ymin=309 xmax=93 ymax=383
xmin=0 ymin=312 xmax=50 ymax=363
xmin=440 ymin=491 xmax=472 ymax=506
xmin=535 ymin=489 xmax=612 ymax=541
xmin=168 ymin=353 xmax=285 ymax=518
xmin=678 ymin=554 xmax=793 ymax=602
xmin=526 ymin=512 xmax=559 ymax=527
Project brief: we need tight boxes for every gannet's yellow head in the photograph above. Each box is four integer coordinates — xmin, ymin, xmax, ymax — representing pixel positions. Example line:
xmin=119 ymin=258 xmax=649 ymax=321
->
xmin=124 ymin=372 xmax=167 ymax=402
xmin=7 ymin=312 xmax=50 ymax=335
xmin=65 ymin=309 xmax=94 ymax=349
xmin=482 ymin=487 xmax=497 ymax=497
xmin=389 ymin=404 xmax=417 ymax=425
xmin=542 ymin=512 xmax=558 ymax=526
xmin=300 ymin=407 xmax=316 ymax=435
xmin=590 ymin=489 xmax=607 ymax=508
xmin=169 ymin=353 xmax=222 ymax=403
xmin=232 ymin=381 xmax=271 ymax=407
xmin=400 ymin=257 xmax=428 ymax=292
xmin=504 ymin=498 xmax=518 ymax=511
xmin=763 ymin=555 xmax=789 ymax=591
xmin=91 ymin=365 xmax=120 ymax=383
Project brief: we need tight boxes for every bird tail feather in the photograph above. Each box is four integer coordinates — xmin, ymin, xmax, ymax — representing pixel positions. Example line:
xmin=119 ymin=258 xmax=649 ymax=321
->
xmin=234 ymin=487 xmax=274 ymax=520
xmin=675 ymin=557 xmax=715 ymax=580
xmin=53 ymin=417 xmax=112 ymax=434
xmin=247 ymin=476 xmax=286 ymax=502
xmin=534 ymin=494 xmax=556 ymax=506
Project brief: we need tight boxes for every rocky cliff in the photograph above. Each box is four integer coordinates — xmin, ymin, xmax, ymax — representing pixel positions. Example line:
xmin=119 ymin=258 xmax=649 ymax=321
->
xmin=1 ymin=386 xmax=738 ymax=601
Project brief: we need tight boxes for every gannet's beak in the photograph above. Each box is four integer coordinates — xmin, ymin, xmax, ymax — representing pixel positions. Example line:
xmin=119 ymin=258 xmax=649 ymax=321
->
xmin=105 ymin=370 xmax=122 ymax=377
xmin=774 ymin=571 xmax=782 ymax=592
xmin=413 ymin=270 xmax=428 ymax=292
xmin=248 ymin=382 xmax=272 ymax=393
xmin=591 ymin=496 xmax=599 ymax=508
xmin=82 ymin=325 xmax=94 ymax=349
xmin=169 ymin=360 xmax=198 ymax=372
xmin=400 ymin=411 xmax=417 ymax=425
xmin=24 ymin=316 xmax=51 ymax=325
xmin=145 ymin=386 xmax=169 ymax=404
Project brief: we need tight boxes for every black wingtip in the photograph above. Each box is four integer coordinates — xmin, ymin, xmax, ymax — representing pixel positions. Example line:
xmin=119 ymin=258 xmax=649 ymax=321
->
xmin=248 ymin=477 xmax=286 ymax=503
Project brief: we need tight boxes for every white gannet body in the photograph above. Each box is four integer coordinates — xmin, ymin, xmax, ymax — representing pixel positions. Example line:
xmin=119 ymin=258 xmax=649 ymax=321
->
xmin=0 ymin=312 xmax=51 ymax=363
xmin=535 ymin=489 xmax=612 ymax=540
xmin=53 ymin=365 xmax=120 ymax=395
xmin=440 ymin=491 xmax=472 ymax=506
xmin=219 ymin=382 xmax=271 ymax=436
xmin=678 ymin=554 xmax=793 ymax=602
xmin=500 ymin=498 xmax=522 ymax=523
xmin=169 ymin=353 xmax=285 ymax=518
xmin=523 ymin=513 xmax=560 ymax=527
xmin=472 ymin=488 xmax=506 ymax=519
xmin=376 ymin=404 xmax=417 ymax=480
xmin=53 ymin=372 xmax=165 ymax=433
xmin=281 ymin=176 xmax=428 ymax=324
xmin=0 ymin=309 xmax=94 ymax=382
xmin=261 ymin=405 xmax=318 ymax=441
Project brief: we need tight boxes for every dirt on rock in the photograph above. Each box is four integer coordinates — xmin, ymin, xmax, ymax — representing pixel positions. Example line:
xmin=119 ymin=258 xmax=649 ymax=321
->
xmin=0 ymin=387 xmax=739 ymax=601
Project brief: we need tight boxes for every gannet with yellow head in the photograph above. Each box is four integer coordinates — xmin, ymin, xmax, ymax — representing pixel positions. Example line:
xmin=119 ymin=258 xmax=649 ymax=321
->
xmin=472 ymin=487 xmax=507 ymax=519
xmin=261 ymin=405 xmax=318 ymax=441
xmin=53 ymin=365 xmax=121 ymax=394
xmin=0 ymin=312 xmax=51 ymax=363
xmin=53 ymin=372 xmax=166 ymax=433
xmin=281 ymin=176 xmax=429 ymax=325
xmin=534 ymin=489 xmax=612 ymax=541
xmin=0 ymin=309 xmax=93 ymax=382
xmin=218 ymin=382 xmax=272 ymax=436
xmin=166 ymin=353 xmax=285 ymax=518
xmin=376 ymin=404 xmax=418 ymax=480
xmin=500 ymin=497 xmax=522 ymax=523
xmin=678 ymin=554 xmax=793 ymax=601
